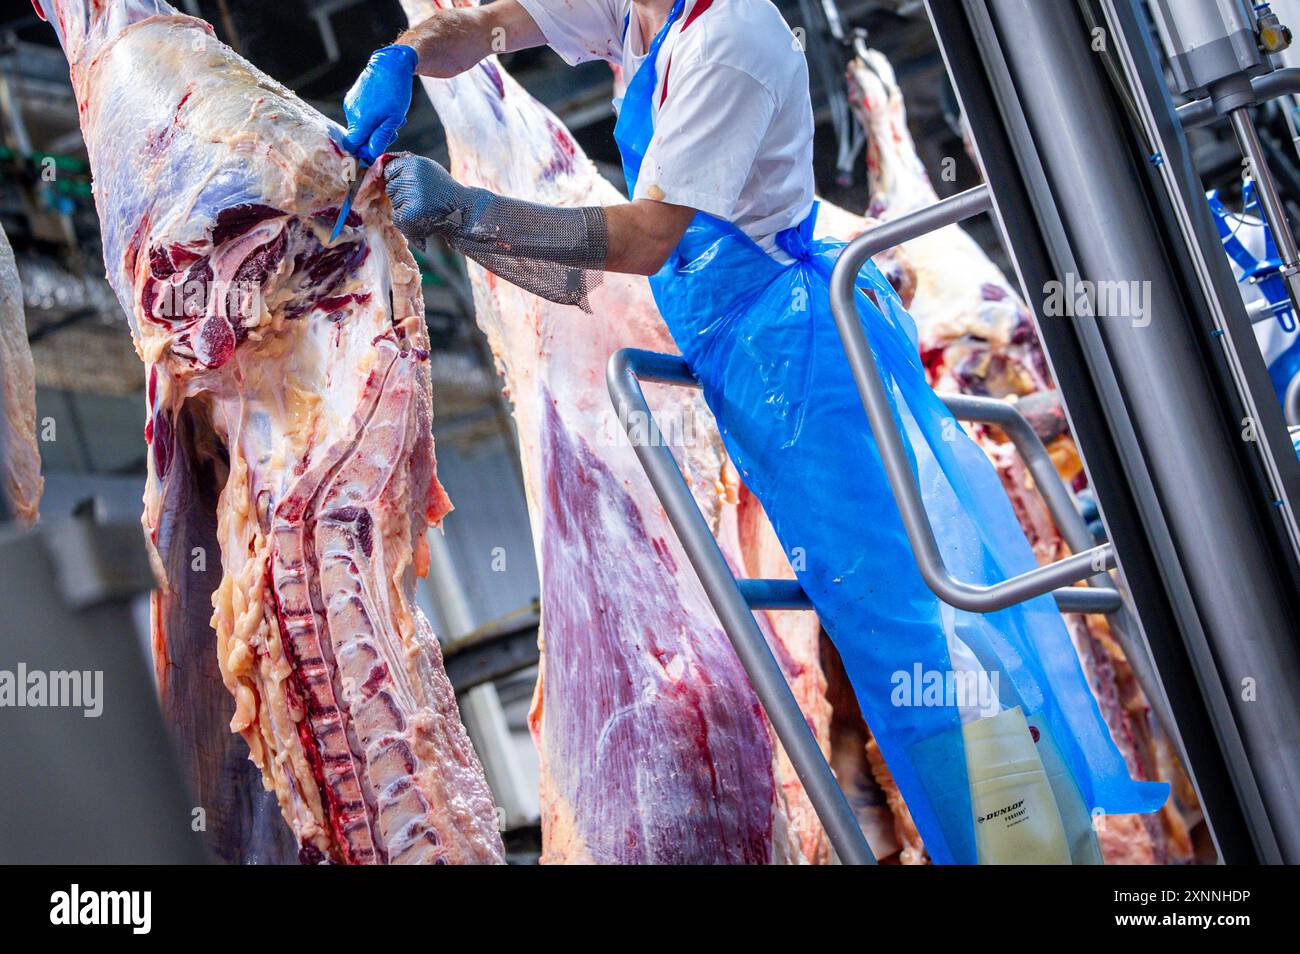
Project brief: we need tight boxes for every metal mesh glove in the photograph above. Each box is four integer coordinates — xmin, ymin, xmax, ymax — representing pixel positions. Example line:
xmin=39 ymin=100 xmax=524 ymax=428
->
xmin=384 ymin=153 xmax=608 ymax=311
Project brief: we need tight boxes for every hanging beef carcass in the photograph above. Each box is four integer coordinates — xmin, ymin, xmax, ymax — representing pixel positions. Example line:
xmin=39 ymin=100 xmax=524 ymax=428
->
xmin=0 ymin=225 xmax=42 ymax=526
xmin=37 ymin=0 xmax=503 ymax=864
xmin=401 ymin=0 xmax=813 ymax=864
xmin=397 ymin=0 xmax=927 ymax=863
xmin=848 ymin=48 xmax=1194 ymax=864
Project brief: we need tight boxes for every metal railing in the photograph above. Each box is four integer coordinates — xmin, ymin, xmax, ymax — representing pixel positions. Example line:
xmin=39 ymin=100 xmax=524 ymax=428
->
xmin=826 ymin=186 xmax=1173 ymax=732
xmin=607 ymin=354 xmax=1124 ymax=862
xmin=828 ymin=185 xmax=1118 ymax=612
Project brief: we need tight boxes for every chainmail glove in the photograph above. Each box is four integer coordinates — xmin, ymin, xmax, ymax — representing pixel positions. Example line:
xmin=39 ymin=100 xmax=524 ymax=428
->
xmin=384 ymin=152 xmax=608 ymax=310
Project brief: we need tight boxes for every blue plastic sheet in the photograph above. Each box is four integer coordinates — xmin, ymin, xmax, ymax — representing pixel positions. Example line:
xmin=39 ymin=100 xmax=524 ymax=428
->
xmin=614 ymin=0 xmax=1167 ymax=863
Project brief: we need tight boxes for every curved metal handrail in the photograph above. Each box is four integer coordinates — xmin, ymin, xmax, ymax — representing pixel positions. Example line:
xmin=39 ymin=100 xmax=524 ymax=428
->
xmin=828 ymin=185 xmax=1116 ymax=613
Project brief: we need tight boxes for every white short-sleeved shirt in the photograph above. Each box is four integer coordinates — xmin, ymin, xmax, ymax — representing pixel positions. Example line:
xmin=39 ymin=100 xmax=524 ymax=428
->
xmin=517 ymin=0 xmax=815 ymax=254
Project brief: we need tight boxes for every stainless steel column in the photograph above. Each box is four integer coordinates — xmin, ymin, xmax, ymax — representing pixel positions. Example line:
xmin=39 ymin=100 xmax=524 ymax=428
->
xmin=970 ymin=0 xmax=1300 ymax=863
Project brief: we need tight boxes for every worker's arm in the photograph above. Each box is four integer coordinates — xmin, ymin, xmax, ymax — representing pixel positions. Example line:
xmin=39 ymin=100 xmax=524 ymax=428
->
xmin=397 ymin=2 xmax=546 ymax=78
xmin=383 ymin=154 xmax=694 ymax=307
xmin=603 ymin=202 xmax=697 ymax=276
xmin=341 ymin=2 xmax=546 ymax=162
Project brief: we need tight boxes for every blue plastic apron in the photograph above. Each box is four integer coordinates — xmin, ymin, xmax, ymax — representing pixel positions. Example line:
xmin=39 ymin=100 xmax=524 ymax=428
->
xmin=613 ymin=1 xmax=1167 ymax=863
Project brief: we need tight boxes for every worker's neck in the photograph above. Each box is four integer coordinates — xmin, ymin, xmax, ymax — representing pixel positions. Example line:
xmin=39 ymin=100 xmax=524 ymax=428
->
xmin=632 ymin=0 xmax=679 ymax=46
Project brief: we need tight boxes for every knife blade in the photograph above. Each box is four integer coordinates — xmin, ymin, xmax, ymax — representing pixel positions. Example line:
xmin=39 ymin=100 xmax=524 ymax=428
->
xmin=329 ymin=164 xmax=367 ymax=244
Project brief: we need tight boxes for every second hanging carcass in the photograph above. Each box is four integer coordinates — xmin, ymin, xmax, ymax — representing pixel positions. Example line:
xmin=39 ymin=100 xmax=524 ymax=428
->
xmin=397 ymin=0 xmax=930 ymax=863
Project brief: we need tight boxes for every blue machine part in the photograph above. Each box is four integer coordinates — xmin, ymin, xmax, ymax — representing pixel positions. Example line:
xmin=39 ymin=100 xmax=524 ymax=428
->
xmin=1208 ymin=184 xmax=1300 ymax=405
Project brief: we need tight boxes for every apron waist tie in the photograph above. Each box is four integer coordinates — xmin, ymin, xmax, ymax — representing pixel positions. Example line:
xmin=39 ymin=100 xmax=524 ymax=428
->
xmin=774 ymin=202 xmax=820 ymax=262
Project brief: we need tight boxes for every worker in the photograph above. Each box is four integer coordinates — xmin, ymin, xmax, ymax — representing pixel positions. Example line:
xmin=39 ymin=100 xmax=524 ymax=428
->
xmin=341 ymin=0 xmax=1167 ymax=863
xmin=340 ymin=0 xmax=803 ymax=298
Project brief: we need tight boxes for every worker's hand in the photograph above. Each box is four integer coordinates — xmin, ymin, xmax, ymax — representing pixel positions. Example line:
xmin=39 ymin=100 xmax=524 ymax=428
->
xmin=341 ymin=45 xmax=418 ymax=165
xmin=384 ymin=153 xmax=466 ymax=243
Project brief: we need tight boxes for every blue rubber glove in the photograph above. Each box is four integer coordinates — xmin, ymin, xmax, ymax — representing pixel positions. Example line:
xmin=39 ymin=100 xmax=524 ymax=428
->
xmin=341 ymin=45 xmax=418 ymax=165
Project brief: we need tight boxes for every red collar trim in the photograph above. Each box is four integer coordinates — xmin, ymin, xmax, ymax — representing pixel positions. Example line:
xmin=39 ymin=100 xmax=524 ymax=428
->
xmin=659 ymin=0 xmax=715 ymax=107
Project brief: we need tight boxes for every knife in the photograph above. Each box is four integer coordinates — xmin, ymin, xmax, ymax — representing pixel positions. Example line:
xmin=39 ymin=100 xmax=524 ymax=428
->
xmin=329 ymin=162 xmax=367 ymax=244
